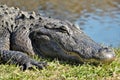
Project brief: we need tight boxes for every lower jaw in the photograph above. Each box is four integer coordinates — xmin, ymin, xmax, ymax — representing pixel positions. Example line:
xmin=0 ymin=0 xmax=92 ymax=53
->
xmin=79 ymin=56 xmax=116 ymax=64
xmin=98 ymin=57 xmax=116 ymax=64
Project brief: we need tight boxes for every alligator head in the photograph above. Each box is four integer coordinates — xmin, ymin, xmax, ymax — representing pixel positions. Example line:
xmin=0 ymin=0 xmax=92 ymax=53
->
xmin=30 ymin=17 xmax=115 ymax=63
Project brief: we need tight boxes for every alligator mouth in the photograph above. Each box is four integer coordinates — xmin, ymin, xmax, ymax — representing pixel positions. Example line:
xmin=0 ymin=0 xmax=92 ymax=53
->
xmin=64 ymin=47 xmax=116 ymax=63
xmin=32 ymin=38 xmax=116 ymax=64
xmin=84 ymin=48 xmax=115 ymax=63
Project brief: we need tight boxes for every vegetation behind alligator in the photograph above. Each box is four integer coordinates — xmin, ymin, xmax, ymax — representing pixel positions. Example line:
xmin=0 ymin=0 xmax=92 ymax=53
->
xmin=0 ymin=5 xmax=115 ymax=70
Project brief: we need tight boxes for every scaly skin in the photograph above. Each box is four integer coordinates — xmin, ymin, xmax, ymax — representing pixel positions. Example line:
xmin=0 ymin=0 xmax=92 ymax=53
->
xmin=0 ymin=5 xmax=47 ymax=70
xmin=0 ymin=50 xmax=47 ymax=71
xmin=0 ymin=5 xmax=115 ymax=70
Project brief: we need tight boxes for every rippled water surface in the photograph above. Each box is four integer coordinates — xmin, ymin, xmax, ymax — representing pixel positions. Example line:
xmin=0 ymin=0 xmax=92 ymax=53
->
xmin=0 ymin=0 xmax=120 ymax=47
xmin=76 ymin=9 xmax=120 ymax=47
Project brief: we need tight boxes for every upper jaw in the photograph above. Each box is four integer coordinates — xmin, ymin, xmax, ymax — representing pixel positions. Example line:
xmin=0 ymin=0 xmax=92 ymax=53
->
xmin=71 ymin=47 xmax=116 ymax=63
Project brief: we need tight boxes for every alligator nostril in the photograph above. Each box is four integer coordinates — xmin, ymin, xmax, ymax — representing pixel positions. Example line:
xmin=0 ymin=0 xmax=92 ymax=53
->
xmin=95 ymin=47 xmax=116 ymax=63
xmin=98 ymin=47 xmax=111 ymax=53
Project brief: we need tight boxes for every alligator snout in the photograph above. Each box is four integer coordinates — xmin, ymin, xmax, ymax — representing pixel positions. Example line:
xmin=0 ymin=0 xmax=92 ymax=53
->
xmin=96 ymin=47 xmax=116 ymax=63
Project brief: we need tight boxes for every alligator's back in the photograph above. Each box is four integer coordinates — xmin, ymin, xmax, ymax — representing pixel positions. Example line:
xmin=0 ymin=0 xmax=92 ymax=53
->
xmin=0 ymin=5 xmax=37 ymax=55
xmin=0 ymin=5 xmax=47 ymax=70
xmin=0 ymin=5 xmax=19 ymax=30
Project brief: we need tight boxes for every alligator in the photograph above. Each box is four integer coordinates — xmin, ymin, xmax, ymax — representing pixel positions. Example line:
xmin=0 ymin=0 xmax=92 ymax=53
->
xmin=0 ymin=5 xmax=115 ymax=70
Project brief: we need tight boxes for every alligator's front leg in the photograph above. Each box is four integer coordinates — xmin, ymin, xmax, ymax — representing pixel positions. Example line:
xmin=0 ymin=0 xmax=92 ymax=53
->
xmin=0 ymin=29 xmax=47 ymax=71
xmin=0 ymin=50 xmax=47 ymax=71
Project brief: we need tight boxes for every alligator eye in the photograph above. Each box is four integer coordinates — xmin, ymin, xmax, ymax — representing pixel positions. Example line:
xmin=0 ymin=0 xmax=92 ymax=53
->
xmin=59 ymin=26 xmax=68 ymax=33
xmin=36 ymin=32 xmax=42 ymax=36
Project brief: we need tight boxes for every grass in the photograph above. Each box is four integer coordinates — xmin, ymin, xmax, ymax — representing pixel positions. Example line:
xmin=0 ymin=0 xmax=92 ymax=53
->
xmin=0 ymin=49 xmax=120 ymax=80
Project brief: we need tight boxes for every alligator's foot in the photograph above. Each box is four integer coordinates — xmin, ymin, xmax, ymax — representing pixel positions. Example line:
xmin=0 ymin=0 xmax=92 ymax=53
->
xmin=21 ymin=61 xmax=47 ymax=71
xmin=0 ymin=50 xmax=47 ymax=71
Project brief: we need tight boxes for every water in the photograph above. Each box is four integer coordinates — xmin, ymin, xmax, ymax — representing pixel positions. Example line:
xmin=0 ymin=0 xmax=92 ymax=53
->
xmin=0 ymin=0 xmax=120 ymax=47
xmin=75 ymin=9 xmax=120 ymax=47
